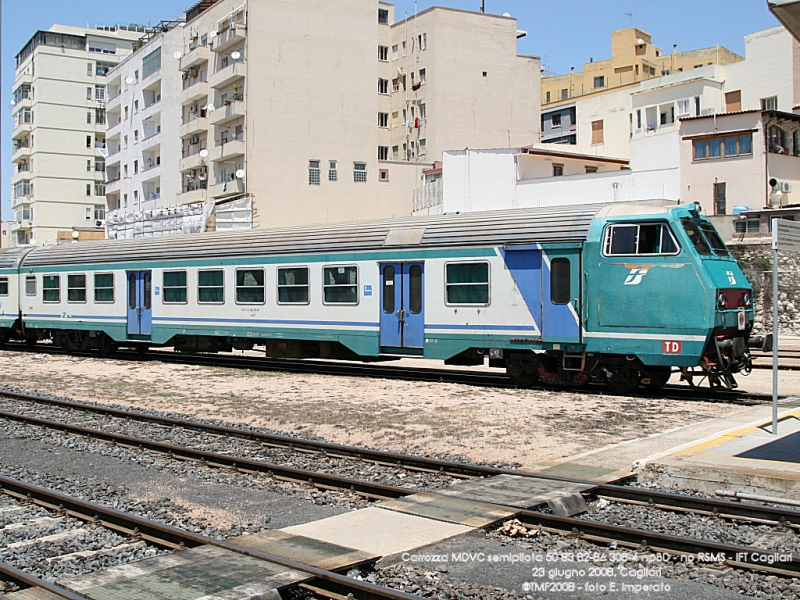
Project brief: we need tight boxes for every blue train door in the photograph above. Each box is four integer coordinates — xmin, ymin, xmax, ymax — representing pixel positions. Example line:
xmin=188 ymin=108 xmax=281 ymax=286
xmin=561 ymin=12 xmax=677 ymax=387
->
xmin=380 ymin=263 xmax=424 ymax=349
xmin=541 ymin=249 xmax=581 ymax=344
xmin=127 ymin=271 xmax=152 ymax=337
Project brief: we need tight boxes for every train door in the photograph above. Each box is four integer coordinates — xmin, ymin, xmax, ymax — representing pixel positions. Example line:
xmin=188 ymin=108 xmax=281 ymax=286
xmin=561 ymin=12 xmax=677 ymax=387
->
xmin=541 ymin=249 xmax=581 ymax=344
xmin=126 ymin=270 xmax=152 ymax=337
xmin=379 ymin=262 xmax=424 ymax=349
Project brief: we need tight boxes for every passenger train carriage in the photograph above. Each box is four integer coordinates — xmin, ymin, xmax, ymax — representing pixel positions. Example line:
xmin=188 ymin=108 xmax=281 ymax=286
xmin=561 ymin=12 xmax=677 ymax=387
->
xmin=0 ymin=203 xmax=757 ymax=392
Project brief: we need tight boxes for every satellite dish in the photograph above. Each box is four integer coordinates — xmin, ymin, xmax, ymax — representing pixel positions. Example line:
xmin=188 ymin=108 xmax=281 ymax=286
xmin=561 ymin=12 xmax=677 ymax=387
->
xmin=207 ymin=103 xmax=215 ymax=111
xmin=231 ymin=51 xmax=241 ymax=60
xmin=198 ymin=171 xmax=207 ymax=180
xmin=199 ymin=149 xmax=209 ymax=158
xmin=10 ymin=98 xmax=15 ymax=106
xmin=29 ymin=238 xmax=36 ymax=246
xmin=235 ymin=169 xmax=245 ymax=179
xmin=201 ymin=104 xmax=207 ymax=110
xmin=503 ymin=12 xmax=511 ymax=16
xmin=72 ymin=231 xmax=80 ymax=240
xmin=125 ymin=76 xmax=134 ymax=84
xmin=174 ymin=51 xmax=183 ymax=59
xmin=209 ymin=31 xmax=218 ymax=38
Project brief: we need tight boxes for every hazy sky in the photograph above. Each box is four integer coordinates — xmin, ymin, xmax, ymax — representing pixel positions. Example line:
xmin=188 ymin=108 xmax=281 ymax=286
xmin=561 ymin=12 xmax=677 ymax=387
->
xmin=1 ymin=0 xmax=781 ymax=218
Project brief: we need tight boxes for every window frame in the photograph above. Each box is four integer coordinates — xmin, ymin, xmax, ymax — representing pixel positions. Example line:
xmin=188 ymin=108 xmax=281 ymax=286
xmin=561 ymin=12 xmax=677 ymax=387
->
xmin=602 ymin=222 xmax=681 ymax=257
xmin=67 ymin=273 xmax=87 ymax=304
xmin=235 ymin=267 xmax=266 ymax=305
xmin=444 ymin=261 xmax=491 ymax=306
xmin=322 ymin=265 xmax=359 ymax=306
xmin=198 ymin=269 xmax=225 ymax=305
xmin=42 ymin=274 xmax=60 ymax=303
xmin=162 ymin=270 xmax=188 ymax=304
xmin=93 ymin=272 xmax=115 ymax=304
xmin=277 ymin=266 xmax=310 ymax=305
xmin=0 ymin=276 xmax=8 ymax=296
xmin=25 ymin=275 xmax=36 ymax=297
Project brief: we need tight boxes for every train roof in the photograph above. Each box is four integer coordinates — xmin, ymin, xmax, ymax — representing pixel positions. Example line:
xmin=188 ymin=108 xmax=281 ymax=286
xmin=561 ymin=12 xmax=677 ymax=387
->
xmin=0 ymin=247 xmax=33 ymax=269
xmin=19 ymin=203 xmax=648 ymax=268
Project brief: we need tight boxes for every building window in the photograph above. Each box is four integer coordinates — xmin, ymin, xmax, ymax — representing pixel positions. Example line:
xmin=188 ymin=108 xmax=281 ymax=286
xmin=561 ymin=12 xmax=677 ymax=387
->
xmin=392 ymin=77 xmax=400 ymax=92
xmin=593 ymin=76 xmax=605 ymax=88
xmin=86 ymin=159 xmax=92 ymax=172
xmin=676 ymin=99 xmax=690 ymax=116
xmin=378 ymin=146 xmax=389 ymax=160
xmin=94 ymin=273 xmax=114 ymax=303
xmin=141 ymin=48 xmax=161 ymax=79
xmin=86 ymin=87 xmax=92 ymax=99
xmin=636 ymin=109 xmax=642 ymax=129
xmin=323 ymin=266 xmax=358 ymax=304
xmin=86 ymin=184 xmax=91 ymax=196
xmin=378 ymin=46 xmax=388 ymax=61
xmin=693 ymin=134 xmax=752 ymax=160
xmin=86 ymin=135 xmax=92 ymax=148
xmin=419 ymin=68 xmax=426 ymax=84
xmin=94 ymin=85 xmax=105 ymax=101
xmin=94 ymin=204 xmax=105 ymax=220
xmin=328 ymin=160 xmax=338 ymax=181
xmin=553 ymin=164 xmax=564 ymax=177
xmin=392 ymin=44 xmax=399 ymax=61
xmin=94 ymin=183 xmax=106 ymax=196
xmin=419 ymin=138 xmax=426 ymax=155
xmin=124 ymin=106 xmax=129 ymax=120
xmin=392 ymin=145 xmax=399 ymax=160
xmin=445 ymin=262 xmax=489 ymax=305
xmin=378 ymin=112 xmax=389 ymax=128
xmin=591 ymin=120 xmax=604 ymax=144
xmin=236 ymin=269 xmax=265 ymax=304
xmin=378 ymin=78 xmax=388 ymax=94
xmin=354 ymin=162 xmax=367 ymax=182
xmin=561 ymin=88 xmax=568 ymax=100
xmin=198 ymin=270 xmax=224 ymax=303
xmin=585 ymin=166 xmax=598 ymax=173
xmin=163 ymin=271 xmax=188 ymax=303
xmin=419 ymin=103 xmax=427 ymax=120
xmin=768 ymin=126 xmax=788 ymax=153
xmin=87 ymin=111 xmax=92 ymax=124
xmin=551 ymin=113 xmax=561 ymax=127
xmin=761 ymin=96 xmax=778 ymax=111
xmin=309 ymin=159 xmax=320 ymax=185
xmin=87 ymin=62 xmax=93 ymax=76
xmin=714 ymin=182 xmax=726 ymax=215
xmin=278 ymin=267 xmax=309 ymax=304
xmin=43 ymin=275 xmax=60 ymax=303
xmin=546 ymin=91 xmax=551 ymax=104
xmin=379 ymin=168 xmax=389 ymax=181
xmin=378 ymin=8 xmax=389 ymax=24
xmin=133 ymin=160 xmax=138 ymax=174
xmin=67 ymin=274 xmax=86 ymax=303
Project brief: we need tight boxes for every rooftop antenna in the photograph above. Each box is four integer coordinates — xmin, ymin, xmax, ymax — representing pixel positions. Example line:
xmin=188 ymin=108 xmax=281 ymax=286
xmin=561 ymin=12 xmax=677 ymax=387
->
xmin=624 ymin=0 xmax=633 ymax=26
xmin=480 ymin=1 xmax=485 ymax=12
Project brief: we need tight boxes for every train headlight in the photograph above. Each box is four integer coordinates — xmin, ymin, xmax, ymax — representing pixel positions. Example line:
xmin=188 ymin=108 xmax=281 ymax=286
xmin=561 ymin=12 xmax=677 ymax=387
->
xmin=741 ymin=293 xmax=751 ymax=308
xmin=717 ymin=292 xmax=728 ymax=309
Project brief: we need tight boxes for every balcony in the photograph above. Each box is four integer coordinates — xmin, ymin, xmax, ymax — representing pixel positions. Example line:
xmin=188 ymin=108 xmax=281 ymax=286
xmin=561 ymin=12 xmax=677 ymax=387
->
xmin=178 ymin=186 xmax=209 ymax=205
xmin=14 ymin=72 xmax=32 ymax=87
xmin=141 ymin=164 xmax=161 ymax=182
xmin=105 ymin=176 xmax=121 ymax=194
xmin=209 ymin=61 xmax=245 ymax=89
xmin=180 ymin=117 xmax=209 ymax=139
xmin=212 ymin=24 xmax=246 ymax=53
xmin=13 ymin=95 xmax=32 ymax=111
xmin=210 ymin=177 xmax=245 ymax=198
xmin=180 ymin=152 xmax=207 ymax=172
xmin=11 ymin=220 xmax=32 ymax=232
xmin=141 ymin=132 xmax=161 ymax=150
xmin=211 ymin=139 xmax=245 ymax=162
xmin=180 ymin=45 xmax=210 ymax=71
xmin=180 ymin=81 xmax=209 ymax=105
xmin=209 ymin=99 xmax=246 ymax=126
xmin=12 ymin=143 xmax=32 ymax=162
xmin=11 ymin=169 xmax=31 ymax=184
xmin=12 ymin=121 xmax=32 ymax=140
xmin=140 ymin=99 xmax=161 ymax=121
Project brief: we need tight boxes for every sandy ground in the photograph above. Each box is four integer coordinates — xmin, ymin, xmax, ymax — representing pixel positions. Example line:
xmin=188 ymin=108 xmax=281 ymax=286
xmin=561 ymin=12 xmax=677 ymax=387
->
xmin=5 ymin=349 xmax=798 ymax=467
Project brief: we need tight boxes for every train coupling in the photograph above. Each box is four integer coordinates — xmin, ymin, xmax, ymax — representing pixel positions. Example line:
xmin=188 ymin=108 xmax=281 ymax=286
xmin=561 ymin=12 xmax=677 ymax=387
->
xmin=747 ymin=333 xmax=773 ymax=353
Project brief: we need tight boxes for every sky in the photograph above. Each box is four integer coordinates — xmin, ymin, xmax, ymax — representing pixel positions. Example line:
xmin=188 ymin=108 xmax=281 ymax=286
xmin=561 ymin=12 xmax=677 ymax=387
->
xmin=0 ymin=0 xmax=782 ymax=220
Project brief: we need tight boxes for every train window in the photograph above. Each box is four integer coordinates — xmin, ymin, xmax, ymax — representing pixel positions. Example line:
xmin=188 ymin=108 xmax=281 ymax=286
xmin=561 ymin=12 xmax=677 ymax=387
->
xmin=128 ymin=273 xmax=136 ymax=308
xmin=26 ymin=276 xmax=36 ymax=296
xmin=277 ymin=267 xmax=309 ymax=304
xmin=382 ymin=266 xmax=395 ymax=314
xmin=67 ymin=274 xmax=87 ymax=303
xmin=445 ymin=262 xmax=489 ymax=305
xmin=680 ymin=218 xmax=712 ymax=256
xmin=163 ymin=270 xmax=188 ymax=304
xmin=323 ymin=266 xmax=358 ymax=304
xmin=409 ymin=265 xmax=423 ymax=314
xmin=550 ymin=258 xmax=570 ymax=305
xmin=43 ymin=275 xmax=60 ymax=303
xmin=198 ymin=270 xmax=224 ymax=304
xmin=0 ymin=277 xmax=8 ymax=296
xmin=236 ymin=268 xmax=265 ymax=304
xmin=604 ymin=223 xmax=680 ymax=256
xmin=697 ymin=221 xmax=731 ymax=257
xmin=94 ymin=273 xmax=114 ymax=303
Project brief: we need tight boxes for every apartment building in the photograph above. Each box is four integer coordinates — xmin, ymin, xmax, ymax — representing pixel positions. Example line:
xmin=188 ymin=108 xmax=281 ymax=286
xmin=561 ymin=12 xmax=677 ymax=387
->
xmin=10 ymin=25 xmax=141 ymax=246
xmin=104 ymin=0 xmax=539 ymax=233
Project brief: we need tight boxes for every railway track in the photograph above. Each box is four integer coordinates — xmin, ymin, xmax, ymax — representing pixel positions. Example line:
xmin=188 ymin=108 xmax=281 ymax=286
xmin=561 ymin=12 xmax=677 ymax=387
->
xmin=2 ymin=388 xmax=800 ymax=583
xmin=1 ymin=342 xmax=792 ymax=405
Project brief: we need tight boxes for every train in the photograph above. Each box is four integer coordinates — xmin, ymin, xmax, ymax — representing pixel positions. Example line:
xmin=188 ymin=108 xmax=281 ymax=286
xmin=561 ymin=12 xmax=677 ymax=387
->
xmin=0 ymin=202 xmax=759 ymax=393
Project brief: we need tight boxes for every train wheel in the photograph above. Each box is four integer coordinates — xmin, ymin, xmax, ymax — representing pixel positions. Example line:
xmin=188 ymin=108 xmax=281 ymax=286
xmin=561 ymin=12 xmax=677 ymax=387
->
xmin=606 ymin=367 xmax=640 ymax=394
xmin=95 ymin=334 xmax=117 ymax=357
xmin=642 ymin=367 xmax=671 ymax=391
xmin=507 ymin=360 xmax=537 ymax=388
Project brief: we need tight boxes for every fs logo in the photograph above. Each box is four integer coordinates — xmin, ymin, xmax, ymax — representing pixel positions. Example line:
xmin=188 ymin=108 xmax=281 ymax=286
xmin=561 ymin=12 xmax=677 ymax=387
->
xmin=623 ymin=268 xmax=650 ymax=285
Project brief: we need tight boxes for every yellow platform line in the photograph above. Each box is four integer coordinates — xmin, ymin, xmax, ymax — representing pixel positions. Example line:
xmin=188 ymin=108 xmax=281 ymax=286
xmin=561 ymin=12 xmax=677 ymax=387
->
xmin=676 ymin=408 xmax=800 ymax=457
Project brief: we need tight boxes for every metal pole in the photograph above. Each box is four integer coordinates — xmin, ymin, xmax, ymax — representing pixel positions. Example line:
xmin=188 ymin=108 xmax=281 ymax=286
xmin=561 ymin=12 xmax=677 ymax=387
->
xmin=772 ymin=219 xmax=779 ymax=435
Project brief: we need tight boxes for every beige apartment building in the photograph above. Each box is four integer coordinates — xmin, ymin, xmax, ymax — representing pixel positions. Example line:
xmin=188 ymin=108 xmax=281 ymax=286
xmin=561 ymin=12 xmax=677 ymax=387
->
xmin=541 ymin=28 xmax=742 ymax=109
xmin=10 ymin=25 xmax=142 ymax=246
xmin=104 ymin=0 xmax=539 ymax=233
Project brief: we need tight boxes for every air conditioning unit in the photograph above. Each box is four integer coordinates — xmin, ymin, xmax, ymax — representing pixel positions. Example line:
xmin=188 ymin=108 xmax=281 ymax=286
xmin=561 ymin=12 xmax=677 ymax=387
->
xmin=701 ymin=107 xmax=716 ymax=115
xmin=781 ymin=182 xmax=793 ymax=193
xmin=95 ymin=220 xmax=105 ymax=228
xmin=189 ymin=68 xmax=198 ymax=78
xmin=230 ymin=23 xmax=236 ymax=30
xmin=182 ymin=72 xmax=189 ymax=80
xmin=189 ymin=136 xmax=200 ymax=144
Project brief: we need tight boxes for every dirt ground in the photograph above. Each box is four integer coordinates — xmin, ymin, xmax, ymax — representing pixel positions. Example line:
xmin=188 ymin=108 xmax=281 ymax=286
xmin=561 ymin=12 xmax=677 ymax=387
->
xmin=4 ymin=349 xmax=791 ymax=467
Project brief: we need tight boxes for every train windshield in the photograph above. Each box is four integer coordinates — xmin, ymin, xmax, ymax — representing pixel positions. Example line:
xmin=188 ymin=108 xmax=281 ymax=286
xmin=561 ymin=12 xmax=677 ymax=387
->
xmin=680 ymin=218 xmax=730 ymax=258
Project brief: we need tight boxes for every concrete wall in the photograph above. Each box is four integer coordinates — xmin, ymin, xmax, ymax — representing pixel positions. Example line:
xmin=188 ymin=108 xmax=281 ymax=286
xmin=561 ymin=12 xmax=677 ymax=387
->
xmin=573 ymin=85 xmax=632 ymax=157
